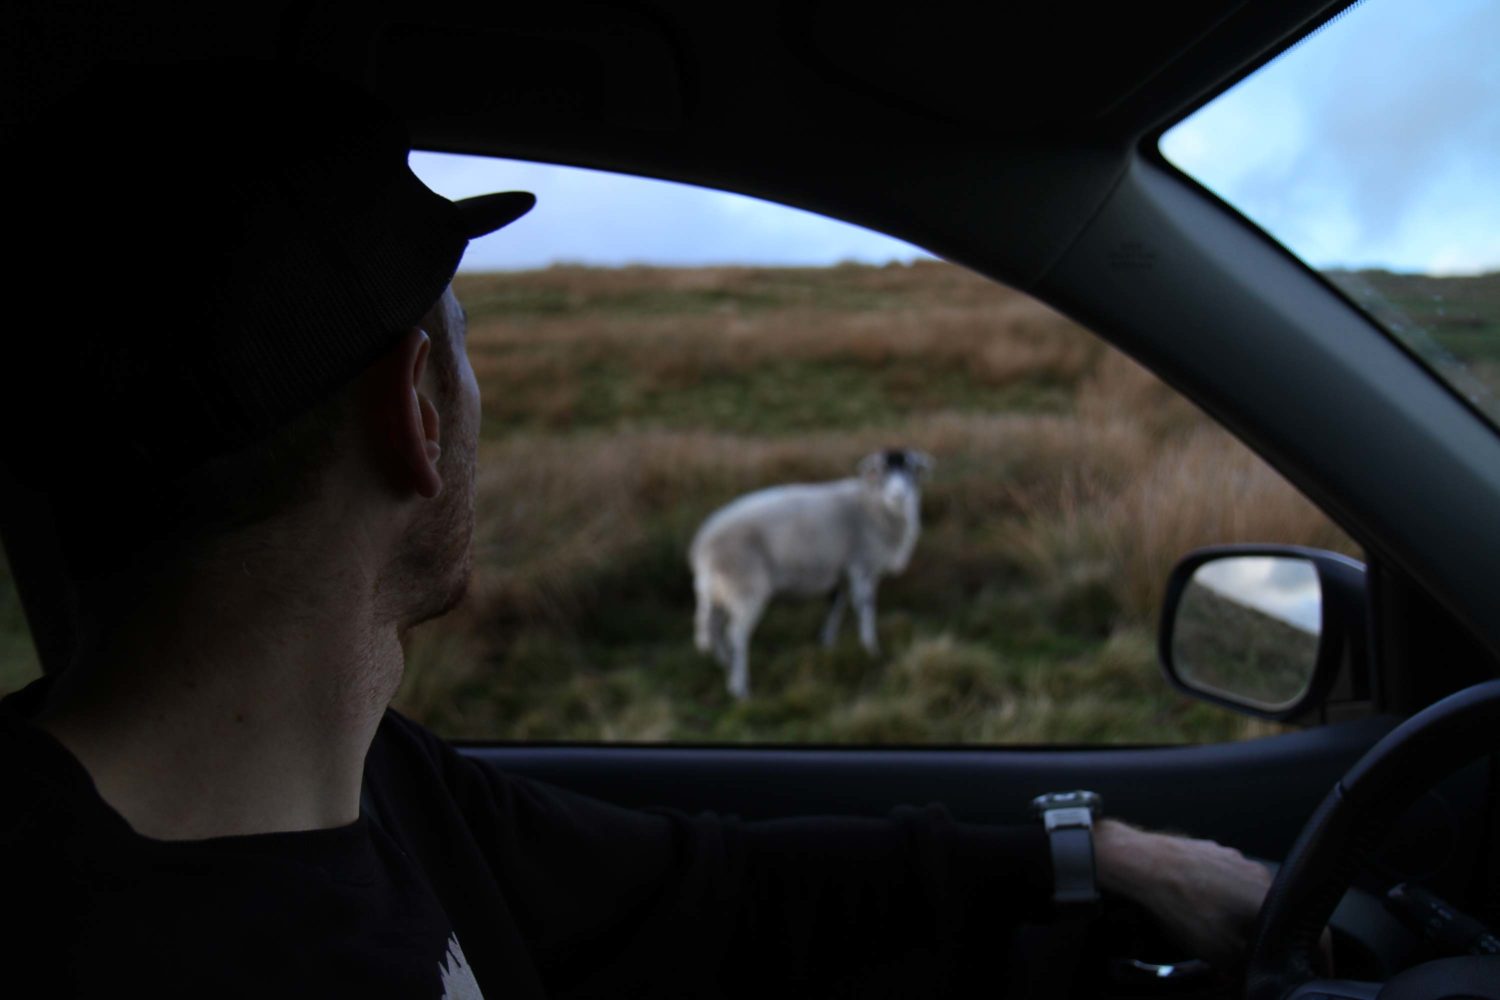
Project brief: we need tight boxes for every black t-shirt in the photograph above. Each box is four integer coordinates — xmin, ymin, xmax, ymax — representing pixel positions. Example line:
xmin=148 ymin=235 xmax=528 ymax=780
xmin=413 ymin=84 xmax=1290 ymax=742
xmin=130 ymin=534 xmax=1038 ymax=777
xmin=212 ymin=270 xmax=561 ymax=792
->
xmin=0 ymin=677 xmax=1052 ymax=997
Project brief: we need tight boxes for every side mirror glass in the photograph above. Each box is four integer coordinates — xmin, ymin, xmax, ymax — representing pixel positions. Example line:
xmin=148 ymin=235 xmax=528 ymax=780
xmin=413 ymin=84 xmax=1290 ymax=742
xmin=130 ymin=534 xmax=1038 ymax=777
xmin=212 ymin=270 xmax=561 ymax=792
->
xmin=1160 ymin=546 xmax=1366 ymax=721
xmin=1173 ymin=556 xmax=1321 ymax=711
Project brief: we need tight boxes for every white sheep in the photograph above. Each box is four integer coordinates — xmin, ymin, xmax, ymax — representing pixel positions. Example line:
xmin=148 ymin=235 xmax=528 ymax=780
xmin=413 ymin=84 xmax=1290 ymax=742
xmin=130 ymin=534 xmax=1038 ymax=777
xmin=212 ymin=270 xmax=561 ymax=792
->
xmin=689 ymin=449 xmax=933 ymax=699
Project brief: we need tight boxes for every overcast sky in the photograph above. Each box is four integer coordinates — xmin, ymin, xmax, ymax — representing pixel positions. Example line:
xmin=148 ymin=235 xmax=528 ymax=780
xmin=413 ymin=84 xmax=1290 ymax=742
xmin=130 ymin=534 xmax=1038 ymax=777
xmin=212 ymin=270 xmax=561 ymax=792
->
xmin=410 ymin=154 xmax=932 ymax=272
xmin=1162 ymin=0 xmax=1500 ymax=276
xmin=1196 ymin=557 xmax=1321 ymax=634
xmin=413 ymin=0 xmax=1497 ymax=276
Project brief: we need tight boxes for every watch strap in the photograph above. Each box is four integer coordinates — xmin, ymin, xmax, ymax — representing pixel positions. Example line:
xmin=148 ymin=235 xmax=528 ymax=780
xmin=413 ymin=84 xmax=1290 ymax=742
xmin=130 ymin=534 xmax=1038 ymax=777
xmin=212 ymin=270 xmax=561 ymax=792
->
xmin=1033 ymin=794 xmax=1102 ymax=918
xmin=1046 ymin=825 xmax=1100 ymax=914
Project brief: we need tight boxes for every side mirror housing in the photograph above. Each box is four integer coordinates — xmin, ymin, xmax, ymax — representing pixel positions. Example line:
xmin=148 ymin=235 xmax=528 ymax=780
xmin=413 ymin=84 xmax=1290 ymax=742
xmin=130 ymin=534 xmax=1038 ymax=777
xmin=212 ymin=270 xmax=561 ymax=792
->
xmin=1158 ymin=545 xmax=1368 ymax=721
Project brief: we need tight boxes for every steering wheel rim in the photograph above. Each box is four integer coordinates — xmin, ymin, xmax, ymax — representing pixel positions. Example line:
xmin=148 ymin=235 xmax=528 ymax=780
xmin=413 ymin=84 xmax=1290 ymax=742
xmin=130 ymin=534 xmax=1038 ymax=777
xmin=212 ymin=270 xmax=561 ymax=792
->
xmin=1246 ymin=678 xmax=1500 ymax=1000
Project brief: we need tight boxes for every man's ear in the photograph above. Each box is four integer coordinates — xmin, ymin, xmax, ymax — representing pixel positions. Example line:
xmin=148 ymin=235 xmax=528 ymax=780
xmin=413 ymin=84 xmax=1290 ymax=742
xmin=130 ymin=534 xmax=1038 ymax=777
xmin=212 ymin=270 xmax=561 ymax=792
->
xmin=369 ymin=327 xmax=443 ymax=499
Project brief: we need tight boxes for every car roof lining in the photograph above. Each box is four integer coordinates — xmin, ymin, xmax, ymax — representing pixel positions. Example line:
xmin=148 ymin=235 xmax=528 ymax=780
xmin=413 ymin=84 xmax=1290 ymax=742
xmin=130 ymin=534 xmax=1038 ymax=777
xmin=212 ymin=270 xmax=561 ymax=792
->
xmin=792 ymin=1 xmax=1247 ymax=130
xmin=365 ymin=0 xmax=1345 ymax=290
xmin=2 ymin=0 xmax=1351 ymax=291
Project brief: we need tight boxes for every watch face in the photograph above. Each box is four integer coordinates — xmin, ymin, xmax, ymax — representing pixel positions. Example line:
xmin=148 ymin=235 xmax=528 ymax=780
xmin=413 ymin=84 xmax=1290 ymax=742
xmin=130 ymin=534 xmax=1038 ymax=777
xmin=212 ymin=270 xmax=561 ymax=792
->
xmin=1031 ymin=790 xmax=1102 ymax=816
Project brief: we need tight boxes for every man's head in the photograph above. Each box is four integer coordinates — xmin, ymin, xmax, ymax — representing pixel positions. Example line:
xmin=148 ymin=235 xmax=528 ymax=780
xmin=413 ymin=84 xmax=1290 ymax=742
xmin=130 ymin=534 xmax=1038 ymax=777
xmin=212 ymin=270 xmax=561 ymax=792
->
xmin=2 ymin=60 xmax=528 ymax=624
xmin=378 ymin=287 xmax=483 ymax=631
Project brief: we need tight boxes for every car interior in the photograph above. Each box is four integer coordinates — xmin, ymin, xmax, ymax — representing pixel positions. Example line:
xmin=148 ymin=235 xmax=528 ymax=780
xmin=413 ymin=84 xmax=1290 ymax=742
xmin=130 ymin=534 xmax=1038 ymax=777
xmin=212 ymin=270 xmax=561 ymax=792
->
xmin=3 ymin=1 xmax=1499 ymax=997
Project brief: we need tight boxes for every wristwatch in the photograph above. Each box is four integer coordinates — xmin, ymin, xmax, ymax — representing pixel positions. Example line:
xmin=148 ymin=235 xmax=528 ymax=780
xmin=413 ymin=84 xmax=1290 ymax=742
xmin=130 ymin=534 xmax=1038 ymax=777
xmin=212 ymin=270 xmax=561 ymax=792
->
xmin=1031 ymin=790 xmax=1102 ymax=918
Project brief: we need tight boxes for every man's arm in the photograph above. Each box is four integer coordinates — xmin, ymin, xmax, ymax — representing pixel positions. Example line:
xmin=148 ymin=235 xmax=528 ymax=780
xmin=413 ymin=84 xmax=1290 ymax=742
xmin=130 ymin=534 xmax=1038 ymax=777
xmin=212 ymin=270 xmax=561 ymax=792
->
xmin=372 ymin=710 xmax=1273 ymax=991
xmin=373 ymin=711 xmax=1055 ymax=992
xmin=1095 ymin=819 xmax=1274 ymax=971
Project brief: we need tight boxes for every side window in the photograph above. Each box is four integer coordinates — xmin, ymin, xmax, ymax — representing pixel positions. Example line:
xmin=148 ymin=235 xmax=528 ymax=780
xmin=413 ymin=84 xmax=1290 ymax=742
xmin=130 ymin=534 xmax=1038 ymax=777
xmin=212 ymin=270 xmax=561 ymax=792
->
xmin=1161 ymin=0 xmax=1500 ymax=431
xmin=392 ymin=154 xmax=1358 ymax=745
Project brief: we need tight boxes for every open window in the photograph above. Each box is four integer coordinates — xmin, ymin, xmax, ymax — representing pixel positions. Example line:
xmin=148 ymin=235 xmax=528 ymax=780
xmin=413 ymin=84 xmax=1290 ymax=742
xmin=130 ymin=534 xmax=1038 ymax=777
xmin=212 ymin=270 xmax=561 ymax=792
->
xmin=379 ymin=153 xmax=1360 ymax=746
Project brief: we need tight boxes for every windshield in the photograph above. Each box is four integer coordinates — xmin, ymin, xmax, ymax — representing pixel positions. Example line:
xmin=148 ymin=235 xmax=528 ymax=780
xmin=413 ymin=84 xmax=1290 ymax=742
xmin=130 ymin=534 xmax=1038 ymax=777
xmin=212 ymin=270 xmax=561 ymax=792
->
xmin=1161 ymin=0 xmax=1500 ymax=426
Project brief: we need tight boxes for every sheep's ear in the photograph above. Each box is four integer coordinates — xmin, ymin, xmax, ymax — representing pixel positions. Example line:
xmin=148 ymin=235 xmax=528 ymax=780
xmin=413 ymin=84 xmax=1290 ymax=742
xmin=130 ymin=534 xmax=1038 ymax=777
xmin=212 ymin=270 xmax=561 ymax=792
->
xmin=909 ymin=451 xmax=935 ymax=479
xmin=858 ymin=452 xmax=884 ymax=483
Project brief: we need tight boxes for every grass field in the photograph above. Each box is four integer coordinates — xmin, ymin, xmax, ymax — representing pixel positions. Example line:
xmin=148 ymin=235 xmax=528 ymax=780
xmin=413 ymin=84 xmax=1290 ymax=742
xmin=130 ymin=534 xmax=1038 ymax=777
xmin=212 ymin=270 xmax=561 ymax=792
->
xmin=1 ymin=261 xmax=1383 ymax=744
xmin=1327 ymin=269 xmax=1500 ymax=425
xmin=393 ymin=261 xmax=1361 ymax=744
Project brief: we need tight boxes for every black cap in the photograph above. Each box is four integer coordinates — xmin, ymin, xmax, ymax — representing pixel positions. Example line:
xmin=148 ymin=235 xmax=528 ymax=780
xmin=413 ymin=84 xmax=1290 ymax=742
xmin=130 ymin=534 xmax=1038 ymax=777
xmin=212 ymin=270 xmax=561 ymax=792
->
xmin=3 ymin=59 xmax=534 ymax=490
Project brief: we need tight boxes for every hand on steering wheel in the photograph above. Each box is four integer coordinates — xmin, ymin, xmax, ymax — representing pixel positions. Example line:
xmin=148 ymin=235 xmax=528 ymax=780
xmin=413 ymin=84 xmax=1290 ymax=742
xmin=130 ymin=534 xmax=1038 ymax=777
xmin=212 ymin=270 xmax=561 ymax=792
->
xmin=1096 ymin=819 xmax=1274 ymax=972
xmin=1247 ymin=679 xmax=1500 ymax=1000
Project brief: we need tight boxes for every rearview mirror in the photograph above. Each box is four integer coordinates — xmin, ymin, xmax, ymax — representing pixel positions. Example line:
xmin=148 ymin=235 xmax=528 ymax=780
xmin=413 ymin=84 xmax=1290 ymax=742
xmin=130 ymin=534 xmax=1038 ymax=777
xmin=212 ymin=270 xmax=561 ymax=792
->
xmin=1159 ymin=546 xmax=1367 ymax=721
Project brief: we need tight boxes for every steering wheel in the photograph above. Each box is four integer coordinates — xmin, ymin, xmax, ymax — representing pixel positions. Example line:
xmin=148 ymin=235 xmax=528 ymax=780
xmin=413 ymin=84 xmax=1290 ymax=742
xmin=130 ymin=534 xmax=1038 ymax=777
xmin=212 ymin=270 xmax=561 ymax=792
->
xmin=1246 ymin=679 xmax=1500 ymax=1000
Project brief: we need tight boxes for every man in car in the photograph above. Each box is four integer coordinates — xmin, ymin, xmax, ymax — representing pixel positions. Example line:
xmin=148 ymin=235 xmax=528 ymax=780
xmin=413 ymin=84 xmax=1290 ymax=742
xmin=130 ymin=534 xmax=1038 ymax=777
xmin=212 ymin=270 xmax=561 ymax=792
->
xmin=0 ymin=62 xmax=1275 ymax=996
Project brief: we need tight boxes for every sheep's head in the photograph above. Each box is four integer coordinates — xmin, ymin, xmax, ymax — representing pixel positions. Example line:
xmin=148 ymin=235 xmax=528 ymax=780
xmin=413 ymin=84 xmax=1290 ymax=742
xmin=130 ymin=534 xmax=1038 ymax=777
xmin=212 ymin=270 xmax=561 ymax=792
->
xmin=858 ymin=449 xmax=934 ymax=513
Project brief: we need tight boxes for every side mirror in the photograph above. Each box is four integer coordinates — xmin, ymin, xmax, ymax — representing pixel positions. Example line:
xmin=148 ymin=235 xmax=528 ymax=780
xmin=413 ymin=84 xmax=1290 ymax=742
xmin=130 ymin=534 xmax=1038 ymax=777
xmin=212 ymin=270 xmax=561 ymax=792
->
xmin=1158 ymin=545 xmax=1367 ymax=721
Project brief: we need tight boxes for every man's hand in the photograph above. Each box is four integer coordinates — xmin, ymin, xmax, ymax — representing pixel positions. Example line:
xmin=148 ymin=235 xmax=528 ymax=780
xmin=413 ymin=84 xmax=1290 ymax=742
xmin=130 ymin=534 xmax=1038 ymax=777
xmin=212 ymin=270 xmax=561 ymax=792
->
xmin=1093 ymin=819 xmax=1273 ymax=972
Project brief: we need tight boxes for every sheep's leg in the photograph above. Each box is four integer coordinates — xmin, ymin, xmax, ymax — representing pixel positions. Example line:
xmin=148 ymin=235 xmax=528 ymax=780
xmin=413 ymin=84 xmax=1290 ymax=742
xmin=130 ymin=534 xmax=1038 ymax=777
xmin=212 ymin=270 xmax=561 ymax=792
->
xmin=693 ymin=572 xmax=715 ymax=655
xmin=710 ymin=606 xmax=733 ymax=668
xmin=820 ymin=585 xmax=848 ymax=648
xmin=726 ymin=594 xmax=766 ymax=701
xmin=850 ymin=571 xmax=880 ymax=657
xmin=693 ymin=566 xmax=734 ymax=667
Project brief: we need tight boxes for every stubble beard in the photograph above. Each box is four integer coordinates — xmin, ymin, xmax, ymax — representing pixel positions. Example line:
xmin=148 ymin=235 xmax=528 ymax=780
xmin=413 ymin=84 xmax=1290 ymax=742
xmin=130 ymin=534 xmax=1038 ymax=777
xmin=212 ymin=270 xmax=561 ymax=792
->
xmin=394 ymin=427 xmax=477 ymax=634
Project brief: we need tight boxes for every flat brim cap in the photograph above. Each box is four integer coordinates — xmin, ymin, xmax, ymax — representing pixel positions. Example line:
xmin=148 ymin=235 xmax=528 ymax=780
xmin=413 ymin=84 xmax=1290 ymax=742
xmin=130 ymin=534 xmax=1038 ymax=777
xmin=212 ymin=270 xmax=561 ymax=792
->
xmin=3 ymin=59 xmax=534 ymax=489
xmin=458 ymin=191 xmax=537 ymax=241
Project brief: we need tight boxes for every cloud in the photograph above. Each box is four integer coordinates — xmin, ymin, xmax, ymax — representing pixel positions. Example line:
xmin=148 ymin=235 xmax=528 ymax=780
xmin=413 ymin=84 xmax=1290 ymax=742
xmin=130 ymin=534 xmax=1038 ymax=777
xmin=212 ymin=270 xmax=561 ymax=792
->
xmin=1196 ymin=557 xmax=1321 ymax=633
xmin=410 ymin=153 xmax=934 ymax=271
xmin=1161 ymin=0 xmax=1500 ymax=275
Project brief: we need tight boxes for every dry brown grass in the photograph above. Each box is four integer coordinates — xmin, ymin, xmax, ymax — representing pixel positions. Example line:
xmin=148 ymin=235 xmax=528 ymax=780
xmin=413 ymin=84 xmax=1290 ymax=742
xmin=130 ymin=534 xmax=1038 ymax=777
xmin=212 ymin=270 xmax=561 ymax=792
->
xmin=460 ymin=259 xmax=1000 ymax=305
xmin=462 ymin=261 xmax=1098 ymax=415
xmin=462 ymin=409 xmax=1348 ymax=636
xmin=1076 ymin=350 xmax=1203 ymax=437
xmin=468 ymin=304 xmax=1090 ymax=381
xmin=1107 ymin=426 xmax=1358 ymax=618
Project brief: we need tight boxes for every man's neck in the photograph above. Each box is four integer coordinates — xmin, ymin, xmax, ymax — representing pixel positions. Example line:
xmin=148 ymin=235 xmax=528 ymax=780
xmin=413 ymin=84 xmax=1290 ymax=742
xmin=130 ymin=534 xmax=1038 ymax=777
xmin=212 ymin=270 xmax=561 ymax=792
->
xmin=32 ymin=540 xmax=404 ymax=841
